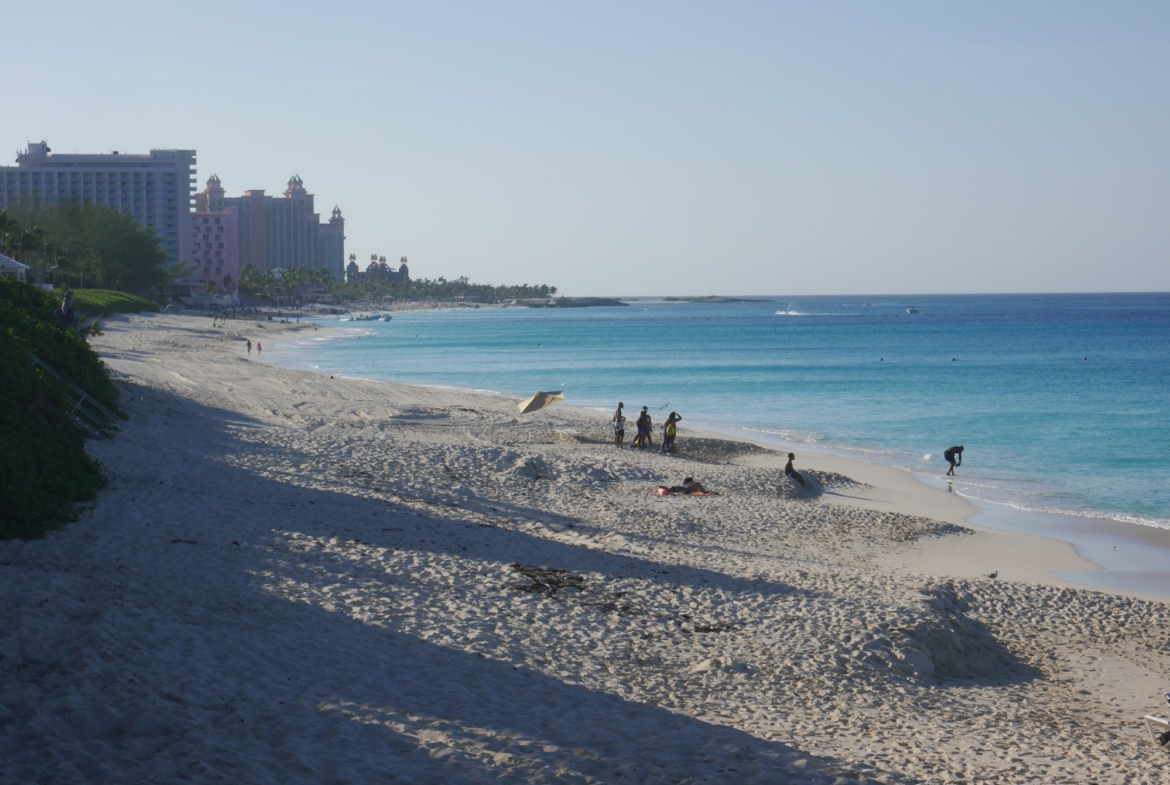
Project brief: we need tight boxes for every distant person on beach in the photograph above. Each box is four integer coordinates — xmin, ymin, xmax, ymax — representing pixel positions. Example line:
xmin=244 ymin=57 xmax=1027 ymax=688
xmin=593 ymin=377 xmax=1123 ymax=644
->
xmin=635 ymin=407 xmax=653 ymax=449
xmin=659 ymin=476 xmax=709 ymax=495
xmin=613 ymin=402 xmax=626 ymax=449
xmin=944 ymin=445 xmax=964 ymax=476
xmin=246 ymin=340 xmax=252 ymax=355
xmin=52 ymin=292 xmax=80 ymax=332
xmin=661 ymin=412 xmax=681 ymax=454
xmin=256 ymin=342 xmax=262 ymax=355
xmin=785 ymin=453 xmax=807 ymax=487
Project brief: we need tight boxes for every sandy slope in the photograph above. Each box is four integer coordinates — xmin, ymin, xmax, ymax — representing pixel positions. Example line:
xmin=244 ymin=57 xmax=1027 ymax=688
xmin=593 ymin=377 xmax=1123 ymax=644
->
xmin=2 ymin=312 xmax=1169 ymax=784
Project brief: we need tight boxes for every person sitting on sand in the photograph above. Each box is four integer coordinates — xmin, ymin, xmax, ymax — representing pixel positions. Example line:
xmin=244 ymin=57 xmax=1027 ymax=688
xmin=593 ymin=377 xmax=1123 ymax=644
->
xmin=944 ymin=445 xmax=964 ymax=476
xmin=613 ymin=402 xmax=626 ymax=449
xmin=660 ymin=412 xmax=681 ymax=454
xmin=785 ymin=453 xmax=807 ymax=487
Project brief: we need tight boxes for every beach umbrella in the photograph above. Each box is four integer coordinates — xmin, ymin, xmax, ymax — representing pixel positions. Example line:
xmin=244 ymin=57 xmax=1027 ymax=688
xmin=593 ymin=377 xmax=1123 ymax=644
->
xmin=517 ymin=390 xmax=564 ymax=414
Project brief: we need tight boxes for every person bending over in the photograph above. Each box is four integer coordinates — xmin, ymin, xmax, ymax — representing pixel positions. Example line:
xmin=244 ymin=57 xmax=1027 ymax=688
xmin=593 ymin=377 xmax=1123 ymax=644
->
xmin=944 ymin=445 xmax=964 ymax=476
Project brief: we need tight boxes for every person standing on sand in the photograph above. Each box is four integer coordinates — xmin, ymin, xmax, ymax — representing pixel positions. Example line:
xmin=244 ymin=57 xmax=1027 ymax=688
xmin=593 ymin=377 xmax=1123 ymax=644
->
xmin=785 ymin=453 xmax=807 ymax=487
xmin=613 ymin=402 xmax=626 ymax=449
xmin=635 ymin=407 xmax=652 ymax=449
xmin=661 ymin=412 xmax=681 ymax=454
xmin=944 ymin=445 xmax=963 ymax=476
xmin=256 ymin=342 xmax=262 ymax=355
xmin=246 ymin=340 xmax=252 ymax=355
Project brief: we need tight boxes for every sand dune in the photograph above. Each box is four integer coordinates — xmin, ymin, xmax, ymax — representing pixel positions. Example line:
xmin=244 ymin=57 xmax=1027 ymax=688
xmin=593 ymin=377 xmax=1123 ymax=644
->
xmin=2 ymin=313 xmax=1168 ymax=784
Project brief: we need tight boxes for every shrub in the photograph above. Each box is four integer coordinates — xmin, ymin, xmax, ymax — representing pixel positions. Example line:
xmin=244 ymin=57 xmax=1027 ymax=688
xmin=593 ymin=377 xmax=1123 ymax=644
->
xmin=0 ymin=279 xmax=120 ymax=538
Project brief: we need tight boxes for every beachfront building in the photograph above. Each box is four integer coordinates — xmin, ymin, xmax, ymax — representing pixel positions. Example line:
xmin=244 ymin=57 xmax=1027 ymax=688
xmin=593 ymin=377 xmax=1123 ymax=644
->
xmin=346 ymin=254 xmax=410 ymax=284
xmin=196 ymin=174 xmax=346 ymax=282
xmin=189 ymin=204 xmax=239 ymax=292
xmin=0 ymin=141 xmax=196 ymax=265
xmin=0 ymin=253 xmax=30 ymax=282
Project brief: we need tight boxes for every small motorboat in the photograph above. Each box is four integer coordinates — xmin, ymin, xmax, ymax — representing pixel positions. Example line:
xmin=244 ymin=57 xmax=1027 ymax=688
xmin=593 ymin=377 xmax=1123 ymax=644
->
xmin=906 ymin=307 xmax=919 ymax=314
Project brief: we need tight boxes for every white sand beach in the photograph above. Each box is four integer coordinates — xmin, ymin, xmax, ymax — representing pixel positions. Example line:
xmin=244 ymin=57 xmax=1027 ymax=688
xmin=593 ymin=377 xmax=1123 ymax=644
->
xmin=3 ymin=312 xmax=1169 ymax=784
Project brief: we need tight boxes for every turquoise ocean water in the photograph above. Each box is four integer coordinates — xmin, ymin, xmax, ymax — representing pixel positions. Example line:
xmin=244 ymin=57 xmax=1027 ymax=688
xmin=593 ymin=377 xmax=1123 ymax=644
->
xmin=274 ymin=294 xmax=1170 ymax=532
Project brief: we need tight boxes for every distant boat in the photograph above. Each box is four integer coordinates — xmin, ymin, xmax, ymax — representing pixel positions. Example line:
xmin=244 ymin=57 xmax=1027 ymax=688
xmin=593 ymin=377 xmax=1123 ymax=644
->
xmin=344 ymin=313 xmax=388 ymax=322
xmin=906 ymin=307 xmax=919 ymax=314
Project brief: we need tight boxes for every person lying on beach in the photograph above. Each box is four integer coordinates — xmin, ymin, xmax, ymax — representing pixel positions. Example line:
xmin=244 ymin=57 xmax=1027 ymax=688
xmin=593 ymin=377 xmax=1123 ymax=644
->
xmin=657 ymin=477 xmax=714 ymax=495
xmin=784 ymin=453 xmax=807 ymax=487
xmin=944 ymin=445 xmax=964 ymax=476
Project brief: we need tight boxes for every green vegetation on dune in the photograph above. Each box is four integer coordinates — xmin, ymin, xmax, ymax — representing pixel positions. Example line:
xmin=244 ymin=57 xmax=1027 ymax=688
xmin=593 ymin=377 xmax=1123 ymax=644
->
xmin=69 ymin=289 xmax=160 ymax=318
xmin=1 ymin=279 xmax=120 ymax=539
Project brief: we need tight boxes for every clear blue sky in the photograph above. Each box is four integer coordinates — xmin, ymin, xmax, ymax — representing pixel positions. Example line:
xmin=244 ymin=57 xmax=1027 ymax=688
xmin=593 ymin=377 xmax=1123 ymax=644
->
xmin=6 ymin=1 xmax=1169 ymax=296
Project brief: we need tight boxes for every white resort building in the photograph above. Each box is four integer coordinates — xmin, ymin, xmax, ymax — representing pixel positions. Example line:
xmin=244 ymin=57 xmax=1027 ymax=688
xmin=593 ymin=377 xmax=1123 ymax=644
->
xmin=0 ymin=141 xmax=197 ymax=266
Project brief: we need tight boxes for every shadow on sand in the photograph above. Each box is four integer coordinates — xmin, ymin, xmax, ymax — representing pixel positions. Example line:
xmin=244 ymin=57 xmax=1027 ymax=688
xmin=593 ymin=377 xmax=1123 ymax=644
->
xmin=49 ymin=379 xmax=944 ymax=783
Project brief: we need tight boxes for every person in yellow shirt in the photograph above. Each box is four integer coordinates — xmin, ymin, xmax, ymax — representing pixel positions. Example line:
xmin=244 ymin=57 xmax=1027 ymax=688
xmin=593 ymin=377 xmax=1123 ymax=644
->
xmin=661 ymin=412 xmax=681 ymax=454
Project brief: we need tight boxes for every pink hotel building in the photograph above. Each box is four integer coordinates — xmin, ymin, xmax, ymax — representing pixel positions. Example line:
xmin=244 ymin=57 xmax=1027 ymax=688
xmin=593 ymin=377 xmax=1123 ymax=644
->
xmin=189 ymin=207 xmax=239 ymax=291
xmin=194 ymin=174 xmax=346 ymax=284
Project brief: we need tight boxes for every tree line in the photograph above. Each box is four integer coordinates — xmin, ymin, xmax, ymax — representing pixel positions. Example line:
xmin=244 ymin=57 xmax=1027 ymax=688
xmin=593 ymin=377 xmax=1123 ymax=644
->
xmin=238 ymin=265 xmax=558 ymax=304
xmin=336 ymin=275 xmax=557 ymax=303
xmin=3 ymin=201 xmax=557 ymax=302
xmin=1 ymin=202 xmax=172 ymax=291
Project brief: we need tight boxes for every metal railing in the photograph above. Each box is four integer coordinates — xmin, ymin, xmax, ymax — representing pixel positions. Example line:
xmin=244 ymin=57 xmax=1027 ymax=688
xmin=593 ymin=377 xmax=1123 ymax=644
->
xmin=23 ymin=349 xmax=123 ymax=434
